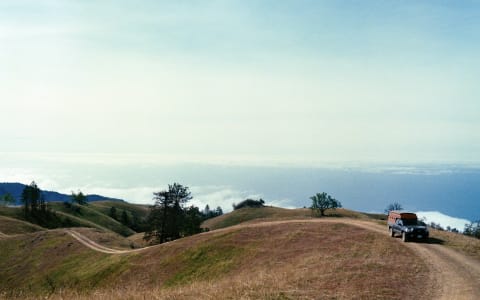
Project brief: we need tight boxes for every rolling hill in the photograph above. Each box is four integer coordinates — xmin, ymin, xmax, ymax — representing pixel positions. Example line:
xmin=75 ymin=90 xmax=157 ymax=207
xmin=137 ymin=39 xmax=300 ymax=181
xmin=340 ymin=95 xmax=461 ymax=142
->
xmin=1 ymin=204 xmax=479 ymax=299
xmin=0 ymin=199 xmax=149 ymax=237
xmin=0 ymin=219 xmax=429 ymax=299
xmin=202 ymin=206 xmax=382 ymax=230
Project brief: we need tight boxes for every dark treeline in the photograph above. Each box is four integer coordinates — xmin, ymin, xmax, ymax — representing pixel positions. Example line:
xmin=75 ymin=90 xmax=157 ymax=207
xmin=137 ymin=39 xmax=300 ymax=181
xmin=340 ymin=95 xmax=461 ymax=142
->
xmin=19 ymin=181 xmax=74 ymax=228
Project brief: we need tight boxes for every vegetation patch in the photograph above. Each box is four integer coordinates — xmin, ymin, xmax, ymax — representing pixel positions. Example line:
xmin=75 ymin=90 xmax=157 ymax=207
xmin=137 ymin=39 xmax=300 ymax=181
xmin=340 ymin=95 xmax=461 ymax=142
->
xmin=0 ymin=231 xmax=134 ymax=297
xmin=202 ymin=207 xmax=311 ymax=230
xmin=49 ymin=202 xmax=135 ymax=236
xmin=0 ymin=216 xmax=45 ymax=234
xmin=165 ymin=242 xmax=244 ymax=286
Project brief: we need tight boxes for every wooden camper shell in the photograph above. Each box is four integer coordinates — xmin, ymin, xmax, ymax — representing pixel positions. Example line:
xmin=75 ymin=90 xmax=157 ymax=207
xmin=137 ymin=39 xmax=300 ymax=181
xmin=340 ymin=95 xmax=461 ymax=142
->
xmin=387 ymin=211 xmax=418 ymax=224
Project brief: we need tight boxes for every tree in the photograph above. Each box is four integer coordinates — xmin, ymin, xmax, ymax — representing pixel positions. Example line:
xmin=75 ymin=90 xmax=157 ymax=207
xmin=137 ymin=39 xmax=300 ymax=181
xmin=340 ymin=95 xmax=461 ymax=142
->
xmin=121 ymin=209 xmax=130 ymax=226
xmin=109 ymin=206 xmax=117 ymax=220
xmin=464 ymin=220 xmax=480 ymax=239
xmin=310 ymin=192 xmax=341 ymax=216
xmin=183 ymin=206 xmax=204 ymax=236
xmin=21 ymin=181 xmax=41 ymax=217
xmin=71 ymin=191 xmax=87 ymax=205
xmin=233 ymin=199 xmax=265 ymax=210
xmin=204 ymin=204 xmax=211 ymax=217
xmin=385 ymin=202 xmax=403 ymax=213
xmin=215 ymin=206 xmax=223 ymax=216
xmin=0 ymin=193 xmax=15 ymax=206
xmin=145 ymin=183 xmax=192 ymax=244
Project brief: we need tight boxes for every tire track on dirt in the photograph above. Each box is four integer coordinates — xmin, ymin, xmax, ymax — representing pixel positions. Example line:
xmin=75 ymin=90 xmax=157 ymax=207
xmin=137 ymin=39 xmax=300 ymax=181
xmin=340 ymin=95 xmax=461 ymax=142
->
xmin=66 ymin=229 xmax=139 ymax=254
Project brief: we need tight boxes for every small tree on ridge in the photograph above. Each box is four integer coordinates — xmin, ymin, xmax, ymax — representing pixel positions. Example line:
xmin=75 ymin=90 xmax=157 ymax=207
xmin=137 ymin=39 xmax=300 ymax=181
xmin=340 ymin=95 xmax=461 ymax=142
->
xmin=310 ymin=192 xmax=341 ymax=217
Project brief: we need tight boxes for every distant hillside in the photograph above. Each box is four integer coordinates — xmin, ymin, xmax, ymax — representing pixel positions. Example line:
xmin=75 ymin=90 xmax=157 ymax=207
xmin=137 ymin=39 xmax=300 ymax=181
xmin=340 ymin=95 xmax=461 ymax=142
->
xmin=0 ymin=182 xmax=124 ymax=205
xmin=202 ymin=206 xmax=377 ymax=231
xmin=0 ymin=199 xmax=148 ymax=237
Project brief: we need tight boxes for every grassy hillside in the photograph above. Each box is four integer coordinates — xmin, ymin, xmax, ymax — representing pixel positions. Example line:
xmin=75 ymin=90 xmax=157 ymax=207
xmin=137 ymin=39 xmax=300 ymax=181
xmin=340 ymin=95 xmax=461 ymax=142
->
xmin=0 ymin=206 xmax=107 ymax=231
xmin=0 ymin=201 xmax=149 ymax=238
xmin=0 ymin=230 xmax=135 ymax=297
xmin=0 ymin=216 xmax=45 ymax=235
xmin=89 ymin=201 xmax=149 ymax=219
xmin=48 ymin=203 xmax=135 ymax=237
xmin=0 ymin=221 xmax=429 ymax=299
xmin=429 ymin=228 xmax=480 ymax=260
xmin=67 ymin=227 xmax=142 ymax=250
xmin=202 ymin=206 xmax=374 ymax=230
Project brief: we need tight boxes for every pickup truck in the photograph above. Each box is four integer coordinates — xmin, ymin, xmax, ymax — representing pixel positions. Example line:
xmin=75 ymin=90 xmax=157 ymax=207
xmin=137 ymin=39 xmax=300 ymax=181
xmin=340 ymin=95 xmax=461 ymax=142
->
xmin=387 ymin=211 xmax=429 ymax=242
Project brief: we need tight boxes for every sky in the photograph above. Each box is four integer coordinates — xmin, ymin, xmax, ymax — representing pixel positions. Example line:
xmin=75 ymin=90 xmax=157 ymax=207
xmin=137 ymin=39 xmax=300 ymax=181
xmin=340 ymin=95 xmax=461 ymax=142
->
xmin=1 ymin=1 xmax=480 ymax=226
xmin=1 ymin=0 xmax=479 ymax=164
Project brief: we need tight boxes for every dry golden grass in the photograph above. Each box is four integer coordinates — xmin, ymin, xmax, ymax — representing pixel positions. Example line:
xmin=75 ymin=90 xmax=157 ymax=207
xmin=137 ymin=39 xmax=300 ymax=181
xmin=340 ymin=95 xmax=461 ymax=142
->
xmin=429 ymin=228 xmax=480 ymax=260
xmin=3 ymin=221 xmax=430 ymax=299
xmin=127 ymin=232 xmax=151 ymax=248
xmin=71 ymin=228 xmax=143 ymax=250
xmin=202 ymin=206 xmax=372 ymax=231
xmin=0 ymin=216 xmax=45 ymax=235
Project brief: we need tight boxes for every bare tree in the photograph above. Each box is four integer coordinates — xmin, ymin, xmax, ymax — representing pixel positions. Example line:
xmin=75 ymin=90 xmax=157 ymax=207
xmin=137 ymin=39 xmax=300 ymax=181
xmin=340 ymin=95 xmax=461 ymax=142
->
xmin=385 ymin=202 xmax=403 ymax=213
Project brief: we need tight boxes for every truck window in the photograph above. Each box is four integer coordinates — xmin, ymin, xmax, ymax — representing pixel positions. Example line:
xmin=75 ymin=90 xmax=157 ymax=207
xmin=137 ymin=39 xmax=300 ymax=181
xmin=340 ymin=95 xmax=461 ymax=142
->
xmin=402 ymin=219 xmax=417 ymax=226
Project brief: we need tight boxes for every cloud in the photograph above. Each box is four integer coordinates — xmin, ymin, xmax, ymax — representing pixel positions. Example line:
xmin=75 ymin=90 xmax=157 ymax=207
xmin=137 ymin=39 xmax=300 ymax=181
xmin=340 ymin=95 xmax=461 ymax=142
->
xmin=57 ymin=184 xmax=264 ymax=213
xmin=416 ymin=211 xmax=471 ymax=232
xmin=190 ymin=185 xmax=262 ymax=212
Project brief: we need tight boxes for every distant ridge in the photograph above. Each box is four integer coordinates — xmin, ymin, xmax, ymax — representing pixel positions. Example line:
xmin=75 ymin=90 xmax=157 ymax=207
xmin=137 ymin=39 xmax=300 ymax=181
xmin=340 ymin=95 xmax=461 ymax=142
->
xmin=0 ymin=182 xmax=124 ymax=205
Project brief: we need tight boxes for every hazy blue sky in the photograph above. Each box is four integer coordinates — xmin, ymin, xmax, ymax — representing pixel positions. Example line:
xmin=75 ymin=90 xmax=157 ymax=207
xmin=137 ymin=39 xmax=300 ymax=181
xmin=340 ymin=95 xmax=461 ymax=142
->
xmin=1 ymin=0 xmax=479 ymax=164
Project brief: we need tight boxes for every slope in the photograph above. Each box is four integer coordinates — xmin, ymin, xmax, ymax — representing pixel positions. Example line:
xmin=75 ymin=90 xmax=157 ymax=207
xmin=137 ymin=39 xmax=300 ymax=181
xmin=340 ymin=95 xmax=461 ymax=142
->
xmin=0 ymin=216 xmax=45 ymax=235
xmin=0 ymin=205 xmax=110 ymax=232
xmin=88 ymin=201 xmax=149 ymax=219
xmin=202 ymin=206 xmax=373 ymax=230
xmin=1 ymin=219 xmax=430 ymax=299
xmin=48 ymin=203 xmax=135 ymax=236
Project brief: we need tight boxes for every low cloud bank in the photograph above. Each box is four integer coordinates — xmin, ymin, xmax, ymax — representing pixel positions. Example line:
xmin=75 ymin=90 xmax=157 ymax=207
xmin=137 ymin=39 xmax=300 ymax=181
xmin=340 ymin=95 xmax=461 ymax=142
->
xmin=416 ymin=211 xmax=471 ymax=232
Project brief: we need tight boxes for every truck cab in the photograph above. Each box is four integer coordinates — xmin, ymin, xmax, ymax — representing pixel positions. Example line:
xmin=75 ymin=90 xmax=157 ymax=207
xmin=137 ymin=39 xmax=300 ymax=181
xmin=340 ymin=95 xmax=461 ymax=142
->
xmin=387 ymin=211 xmax=429 ymax=242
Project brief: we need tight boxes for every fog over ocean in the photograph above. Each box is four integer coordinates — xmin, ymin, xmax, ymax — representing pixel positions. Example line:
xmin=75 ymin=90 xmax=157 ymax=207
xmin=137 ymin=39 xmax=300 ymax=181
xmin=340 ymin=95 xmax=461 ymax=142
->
xmin=2 ymin=154 xmax=479 ymax=228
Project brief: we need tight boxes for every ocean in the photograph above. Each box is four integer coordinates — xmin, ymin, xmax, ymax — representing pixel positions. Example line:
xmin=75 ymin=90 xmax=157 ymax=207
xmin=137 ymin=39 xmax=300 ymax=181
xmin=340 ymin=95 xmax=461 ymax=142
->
xmin=1 ymin=154 xmax=479 ymax=226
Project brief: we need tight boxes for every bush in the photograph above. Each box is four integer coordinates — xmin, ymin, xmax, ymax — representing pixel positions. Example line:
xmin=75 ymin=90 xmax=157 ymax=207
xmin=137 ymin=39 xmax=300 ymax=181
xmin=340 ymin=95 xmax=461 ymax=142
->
xmin=233 ymin=199 xmax=265 ymax=210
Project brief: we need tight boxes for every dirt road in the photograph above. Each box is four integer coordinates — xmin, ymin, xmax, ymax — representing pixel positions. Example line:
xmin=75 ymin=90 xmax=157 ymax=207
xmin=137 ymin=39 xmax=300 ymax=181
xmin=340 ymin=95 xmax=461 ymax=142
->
xmin=66 ymin=219 xmax=480 ymax=299
xmin=65 ymin=230 xmax=136 ymax=254
xmin=341 ymin=219 xmax=480 ymax=300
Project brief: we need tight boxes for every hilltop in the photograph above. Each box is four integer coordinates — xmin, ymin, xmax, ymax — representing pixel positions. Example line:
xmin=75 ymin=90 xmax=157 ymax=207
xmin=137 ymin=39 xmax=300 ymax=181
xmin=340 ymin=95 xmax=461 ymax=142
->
xmin=202 ymin=205 xmax=383 ymax=230
xmin=1 ymin=204 xmax=479 ymax=299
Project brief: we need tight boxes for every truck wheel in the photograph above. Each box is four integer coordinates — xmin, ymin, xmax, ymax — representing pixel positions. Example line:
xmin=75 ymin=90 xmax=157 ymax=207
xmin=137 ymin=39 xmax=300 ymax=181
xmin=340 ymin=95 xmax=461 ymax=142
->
xmin=402 ymin=232 xmax=408 ymax=242
xmin=389 ymin=227 xmax=394 ymax=237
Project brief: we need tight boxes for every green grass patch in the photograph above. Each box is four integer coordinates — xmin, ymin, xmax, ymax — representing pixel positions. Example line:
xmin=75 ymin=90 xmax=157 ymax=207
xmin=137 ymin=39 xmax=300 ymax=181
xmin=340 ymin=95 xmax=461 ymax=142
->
xmin=0 ymin=231 xmax=135 ymax=297
xmin=89 ymin=201 xmax=149 ymax=219
xmin=0 ymin=216 xmax=45 ymax=234
xmin=165 ymin=233 xmax=246 ymax=286
xmin=49 ymin=202 xmax=135 ymax=236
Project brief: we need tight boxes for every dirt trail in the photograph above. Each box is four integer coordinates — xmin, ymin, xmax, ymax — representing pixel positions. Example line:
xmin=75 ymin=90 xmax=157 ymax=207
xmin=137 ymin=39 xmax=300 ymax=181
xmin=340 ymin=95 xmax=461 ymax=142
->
xmin=339 ymin=219 xmax=480 ymax=300
xmin=66 ymin=220 xmax=480 ymax=299
xmin=0 ymin=231 xmax=8 ymax=238
xmin=65 ymin=230 xmax=144 ymax=254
